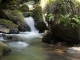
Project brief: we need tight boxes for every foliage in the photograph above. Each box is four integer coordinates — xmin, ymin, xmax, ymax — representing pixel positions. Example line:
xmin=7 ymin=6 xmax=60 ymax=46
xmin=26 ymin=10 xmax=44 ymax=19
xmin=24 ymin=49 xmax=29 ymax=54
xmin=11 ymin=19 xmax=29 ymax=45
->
xmin=41 ymin=0 xmax=80 ymax=28
xmin=71 ymin=15 xmax=80 ymax=28
xmin=57 ymin=13 xmax=71 ymax=26
xmin=57 ymin=13 xmax=80 ymax=28
xmin=46 ymin=13 xmax=54 ymax=21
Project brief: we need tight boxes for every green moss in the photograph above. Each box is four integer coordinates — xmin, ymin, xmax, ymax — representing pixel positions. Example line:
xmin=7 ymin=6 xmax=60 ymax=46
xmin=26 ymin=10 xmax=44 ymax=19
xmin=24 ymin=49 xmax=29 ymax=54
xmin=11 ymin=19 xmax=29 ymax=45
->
xmin=32 ymin=6 xmax=43 ymax=21
xmin=20 ymin=4 xmax=29 ymax=12
xmin=0 ymin=19 xmax=18 ymax=28
xmin=3 ymin=10 xmax=24 ymax=22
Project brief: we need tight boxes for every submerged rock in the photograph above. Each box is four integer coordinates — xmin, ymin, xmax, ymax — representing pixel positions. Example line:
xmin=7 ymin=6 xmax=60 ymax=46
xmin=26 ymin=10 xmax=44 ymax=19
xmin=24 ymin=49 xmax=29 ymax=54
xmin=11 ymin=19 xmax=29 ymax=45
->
xmin=2 ymin=33 xmax=24 ymax=42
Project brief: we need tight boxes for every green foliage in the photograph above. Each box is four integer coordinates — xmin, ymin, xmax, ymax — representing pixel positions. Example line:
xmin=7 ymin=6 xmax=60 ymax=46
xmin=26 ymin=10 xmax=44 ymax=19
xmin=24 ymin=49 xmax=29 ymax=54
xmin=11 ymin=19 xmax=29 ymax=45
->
xmin=71 ymin=15 xmax=80 ymax=28
xmin=20 ymin=4 xmax=29 ymax=12
xmin=57 ymin=13 xmax=71 ymax=26
xmin=46 ymin=13 xmax=54 ymax=21
xmin=57 ymin=13 xmax=80 ymax=28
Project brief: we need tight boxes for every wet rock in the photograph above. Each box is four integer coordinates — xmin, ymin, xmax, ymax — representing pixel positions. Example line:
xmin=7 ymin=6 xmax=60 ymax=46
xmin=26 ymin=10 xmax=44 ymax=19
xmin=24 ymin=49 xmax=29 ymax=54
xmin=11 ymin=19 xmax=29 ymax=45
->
xmin=35 ymin=21 xmax=48 ymax=33
xmin=0 ymin=19 xmax=19 ymax=34
xmin=0 ymin=41 xmax=11 ymax=58
xmin=2 ymin=33 xmax=24 ymax=42
xmin=19 ymin=4 xmax=29 ymax=12
xmin=1 ymin=10 xmax=30 ymax=32
xmin=23 ymin=12 xmax=33 ymax=17
xmin=42 ymin=30 xmax=54 ymax=44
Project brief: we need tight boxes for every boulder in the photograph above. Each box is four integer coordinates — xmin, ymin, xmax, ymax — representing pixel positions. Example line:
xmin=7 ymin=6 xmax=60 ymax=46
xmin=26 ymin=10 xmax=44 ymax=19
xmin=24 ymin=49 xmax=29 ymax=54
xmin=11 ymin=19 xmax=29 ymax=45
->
xmin=1 ymin=10 xmax=30 ymax=31
xmin=51 ymin=24 xmax=80 ymax=44
xmin=35 ymin=21 xmax=48 ymax=33
xmin=0 ymin=41 xmax=11 ymax=59
xmin=42 ymin=30 xmax=58 ymax=44
xmin=19 ymin=4 xmax=29 ymax=12
xmin=0 ymin=19 xmax=19 ymax=34
xmin=32 ymin=6 xmax=48 ymax=32
xmin=2 ymin=33 xmax=24 ymax=42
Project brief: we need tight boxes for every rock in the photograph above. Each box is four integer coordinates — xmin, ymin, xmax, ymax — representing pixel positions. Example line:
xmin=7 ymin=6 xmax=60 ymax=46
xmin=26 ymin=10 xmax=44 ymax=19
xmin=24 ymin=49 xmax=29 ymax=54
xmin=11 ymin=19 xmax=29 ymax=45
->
xmin=67 ymin=47 xmax=80 ymax=54
xmin=32 ymin=5 xmax=48 ymax=32
xmin=2 ymin=33 xmax=24 ymax=42
xmin=0 ymin=27 xmax=10 ymax=33
xmin=35 ymin=21 xmax=48 ymax=33
xmin=1 ymin=10 xmax=30 ymax=32
xmin=42 ymin=30 xmax=54 ymax=44
xmin=19 ymin=4 xmax=29 ymax=12
xmin=0 ymin=19 xmax=19 ymax=34
xmin=0 ymin=41 xmax=11 ymax=59
xmin=32 ymin=5 xmax=43 ymax=22
xmin=23 ymin=12 xmax=33 ymax=17
xmin=51 ymin=24 xmax=80 ymax=44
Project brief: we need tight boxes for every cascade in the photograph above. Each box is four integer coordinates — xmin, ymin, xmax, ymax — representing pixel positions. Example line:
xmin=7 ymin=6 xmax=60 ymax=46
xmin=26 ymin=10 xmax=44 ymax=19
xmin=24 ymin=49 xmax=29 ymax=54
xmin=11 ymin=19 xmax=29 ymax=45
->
xmin=24 ymin=17 xmax=38 ymax=32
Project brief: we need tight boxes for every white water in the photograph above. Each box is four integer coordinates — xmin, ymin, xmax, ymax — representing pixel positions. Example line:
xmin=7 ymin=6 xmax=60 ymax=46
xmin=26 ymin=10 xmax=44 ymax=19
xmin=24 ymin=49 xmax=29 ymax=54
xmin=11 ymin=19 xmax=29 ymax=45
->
xmin=7 ymin=41 xmax=29 ymax=48
xmin=24 ymin=17 xmax=38 ymax=32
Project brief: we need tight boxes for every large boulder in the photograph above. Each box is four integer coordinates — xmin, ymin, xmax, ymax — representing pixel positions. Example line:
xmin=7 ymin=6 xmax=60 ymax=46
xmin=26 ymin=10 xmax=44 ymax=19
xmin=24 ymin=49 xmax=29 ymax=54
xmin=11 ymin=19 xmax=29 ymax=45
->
xmin=0 ymin=41 xmax=11 ymax=59
xmin=1 ymin=10 xmax=30 ymax=32
xmin=0 ymin=19 xmax=19 ymax=34
xmin=51 ymin=24 xmax=80 ymax=44
xmin=32 ymin=5 xmax=48 ymax=32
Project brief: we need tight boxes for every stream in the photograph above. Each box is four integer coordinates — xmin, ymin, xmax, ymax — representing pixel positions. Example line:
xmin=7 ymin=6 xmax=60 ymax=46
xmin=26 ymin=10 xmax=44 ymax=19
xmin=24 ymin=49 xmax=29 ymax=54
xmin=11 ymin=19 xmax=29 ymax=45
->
xmin=1 ymin=17 xmax=80 ymax=60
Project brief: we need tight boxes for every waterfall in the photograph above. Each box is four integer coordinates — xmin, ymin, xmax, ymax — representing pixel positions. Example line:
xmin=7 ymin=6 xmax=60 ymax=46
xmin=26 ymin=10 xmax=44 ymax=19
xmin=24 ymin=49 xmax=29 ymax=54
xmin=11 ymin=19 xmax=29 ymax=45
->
xmin=18 ymin=16 xmax=42 ymax=38
xmin=24 ymin=17 xmax=38 ymax=32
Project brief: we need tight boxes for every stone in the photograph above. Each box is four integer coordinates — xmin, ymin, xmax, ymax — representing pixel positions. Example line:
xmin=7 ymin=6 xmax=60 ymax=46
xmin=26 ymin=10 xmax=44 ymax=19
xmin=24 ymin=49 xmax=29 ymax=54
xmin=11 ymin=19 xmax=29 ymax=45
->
xmin=0 ymin=41 xmax=11 ymax=59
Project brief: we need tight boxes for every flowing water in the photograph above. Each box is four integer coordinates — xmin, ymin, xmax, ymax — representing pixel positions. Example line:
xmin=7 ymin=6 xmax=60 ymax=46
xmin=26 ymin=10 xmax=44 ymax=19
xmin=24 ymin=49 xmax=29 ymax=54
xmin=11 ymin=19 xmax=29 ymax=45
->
xmin=1 ymin=17 xmax=80 ymax=60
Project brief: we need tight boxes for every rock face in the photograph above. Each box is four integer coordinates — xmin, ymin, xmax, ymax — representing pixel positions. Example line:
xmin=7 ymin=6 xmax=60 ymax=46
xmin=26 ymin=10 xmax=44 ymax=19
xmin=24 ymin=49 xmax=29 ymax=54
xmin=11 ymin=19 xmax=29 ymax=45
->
xmin=0 ymin=41 xmax=11 ymax=59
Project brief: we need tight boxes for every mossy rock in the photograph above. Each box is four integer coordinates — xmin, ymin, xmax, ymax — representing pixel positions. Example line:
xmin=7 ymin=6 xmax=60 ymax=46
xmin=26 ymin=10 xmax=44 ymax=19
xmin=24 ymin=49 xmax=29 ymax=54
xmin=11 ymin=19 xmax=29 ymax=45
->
xmin=0 ymin=41 xmax=11 ymax=59
xmin=0 ymin=19 xmax=19 ymax=33
xmin=19 ymin=4 xmax=29 ymax=12
xmin=0 ymin=19 xmax=18 ymax=29
xmin=2 ymin=10 xmax=24 ymax=22
xmin=32 ymin=5 xmax=43 ymax=22
xmin=2 ymin=10 xmax=30 ymax=32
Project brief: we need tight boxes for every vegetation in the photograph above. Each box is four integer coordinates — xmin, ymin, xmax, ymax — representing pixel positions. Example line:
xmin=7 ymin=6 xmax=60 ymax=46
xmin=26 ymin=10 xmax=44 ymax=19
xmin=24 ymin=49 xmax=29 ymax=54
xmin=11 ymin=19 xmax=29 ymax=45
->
xmin=41 ymin=0 xmax=80 ymax=28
